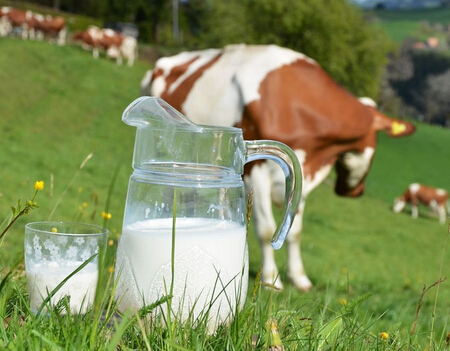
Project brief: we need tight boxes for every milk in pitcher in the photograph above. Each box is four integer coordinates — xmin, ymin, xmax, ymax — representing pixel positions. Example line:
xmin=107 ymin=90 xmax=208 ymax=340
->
xmin=115 ymin=217 xmax=248 ymax=329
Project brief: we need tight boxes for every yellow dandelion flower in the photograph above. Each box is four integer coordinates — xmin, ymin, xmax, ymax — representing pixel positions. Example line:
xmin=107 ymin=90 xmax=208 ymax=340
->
xmin=108 ymin=239 xmax=114 ymax=246
xmin=379 ymin=332 xmax=389 ymax=341
xmin=34 ymin=180 xmax=44 ymax=191
xmin=102 ymin=211 xmax=112 ymax=220
xmin=51 ymin=227 xmax=58 ymax=233
xmin=82 ymin=202 xmax=88 ymax=208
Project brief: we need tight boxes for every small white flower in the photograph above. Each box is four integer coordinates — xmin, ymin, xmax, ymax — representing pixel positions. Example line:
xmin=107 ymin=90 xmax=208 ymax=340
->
xmin=43 ymin=239 xmax=54 ymax=250
xmin=50 ymin=252 xmax=60 ymax=261
xmin=25 ymin=243 xmax=33 ymax=255
xmin=74 ymin=237 xmax=85 ymax=245
xmin=66 ymin=246 xmax=78 ymax=259
xmin=80 ymin=250 xmax=91 ymax=261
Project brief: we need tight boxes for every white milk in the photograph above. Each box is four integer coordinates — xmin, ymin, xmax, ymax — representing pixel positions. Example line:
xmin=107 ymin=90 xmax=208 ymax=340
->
xmin=27 ymin=261 xmax=98 ymax=313
xmin=115 ymin=217 xmax=248 ymax=330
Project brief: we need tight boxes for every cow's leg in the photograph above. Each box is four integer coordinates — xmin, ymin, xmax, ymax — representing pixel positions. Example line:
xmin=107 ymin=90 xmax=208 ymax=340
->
xmin=93 ymin=47 xmax=99 ymax=59
xmin=0 ymin=18 xmax=11 ymax=37
xmin=21 ymin=24 xmax=28 ymax=39
xmin=245 ymin=163 xmax=283 ymax=290
xmin=36 ymin=30 xmax=44 ymax=40
xmin=411 ymin=203 xmax=418 ymax=218
xmin=437 ymin=205 xmax=446 ymax=224
xmin=116 ymin=53 xmax=123 ymax=66
xmin=127 ymin=53 xmax=135 ymax=67
xmin=286 ymin=199 xmax=312 ymax=291
xmin=57 ymin=27 xmax=67 ymax=46
xmin=0 ymin=19 xmax=6 ymax=37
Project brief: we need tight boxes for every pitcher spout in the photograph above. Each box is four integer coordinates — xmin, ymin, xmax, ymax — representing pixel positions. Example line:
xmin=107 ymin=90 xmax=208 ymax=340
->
xmin=122 ymin=96 xmax=202 ymax=131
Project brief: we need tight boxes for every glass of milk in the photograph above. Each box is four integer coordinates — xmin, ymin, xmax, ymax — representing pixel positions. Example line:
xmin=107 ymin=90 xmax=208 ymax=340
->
xmin=24 ymin=221 xmax=108 ymax=314
xmin=115 ymin=97 xmax=303 ymax=332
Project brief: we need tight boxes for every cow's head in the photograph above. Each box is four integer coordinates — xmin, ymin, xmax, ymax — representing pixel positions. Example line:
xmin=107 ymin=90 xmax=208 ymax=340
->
xmin=334 ymin=104 xmax=416 ymax=198
xmin=393 ymin=197 xmax=406 ymax=213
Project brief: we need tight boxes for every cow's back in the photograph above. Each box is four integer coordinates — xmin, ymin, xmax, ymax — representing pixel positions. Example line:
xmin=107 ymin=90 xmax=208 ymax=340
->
xmin=150 ymin=44 xmax=374 ymax=151
xmin=150 ymin=45 xmax=308 ymax=127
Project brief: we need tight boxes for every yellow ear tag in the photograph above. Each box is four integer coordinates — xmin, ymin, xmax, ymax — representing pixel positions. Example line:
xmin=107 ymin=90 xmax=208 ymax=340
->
xmin=392 ymin=121 xmax=406 ymax=135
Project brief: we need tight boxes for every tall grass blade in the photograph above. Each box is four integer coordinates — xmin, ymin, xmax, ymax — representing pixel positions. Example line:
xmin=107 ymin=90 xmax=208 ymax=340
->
xmin=102 ymin=163 xmax=120 ymax=228
xmin=317 ymin=316 xmax=343 ymax=351
xmin=48 ymin=152 xmax=93 ymax=220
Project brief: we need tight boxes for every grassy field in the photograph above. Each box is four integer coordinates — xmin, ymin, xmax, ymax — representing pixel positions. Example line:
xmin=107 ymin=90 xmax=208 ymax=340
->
xmin=1 ymin=38 xmax=450 ymax=349
xmin=370 ymin=7 xmax=450 ymax=42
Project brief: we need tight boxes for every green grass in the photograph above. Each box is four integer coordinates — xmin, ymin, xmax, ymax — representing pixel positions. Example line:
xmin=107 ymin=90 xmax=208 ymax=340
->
xmin=370 ymin=7 xmax=450 ymax=42
xmin=1 ymin=38 xmax=450 ymax=349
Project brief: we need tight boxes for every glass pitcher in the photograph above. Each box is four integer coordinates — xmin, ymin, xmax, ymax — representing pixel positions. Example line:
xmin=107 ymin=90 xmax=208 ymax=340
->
xmin=114 ymin=97 xmax=302 ymax=331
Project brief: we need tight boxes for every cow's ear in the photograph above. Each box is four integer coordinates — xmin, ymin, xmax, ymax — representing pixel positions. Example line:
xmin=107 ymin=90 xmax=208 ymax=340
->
xmin=374 ymin=114 xmax=416 ymax=137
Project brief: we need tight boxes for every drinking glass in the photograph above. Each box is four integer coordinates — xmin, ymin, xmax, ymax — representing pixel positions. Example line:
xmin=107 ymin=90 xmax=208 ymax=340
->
xmin=25 ymin=221 xmax=108 ymax=314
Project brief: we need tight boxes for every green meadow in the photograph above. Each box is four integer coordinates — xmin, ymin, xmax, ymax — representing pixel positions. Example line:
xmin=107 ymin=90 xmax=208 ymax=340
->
xmin=371 ymin=7 xmax=450 ymax=42
xmin=1 ymin=38 xmax=450 ymax=349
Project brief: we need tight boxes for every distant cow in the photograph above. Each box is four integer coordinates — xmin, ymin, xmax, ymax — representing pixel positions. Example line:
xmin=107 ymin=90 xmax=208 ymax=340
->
xmin=0 ymin=7 xmax=66 ymax=44
xmin=73 ymin=26 xmax=137 ymax=66
xmin=34 ymin=14 xmax=66 ymax=45
xmin=0 ymin=7 xmax=35 ymax=39
xmin=393 ymin=183 xmax=449 ymax=224
xmin=141 ymin=44 xmax=416 ymax=291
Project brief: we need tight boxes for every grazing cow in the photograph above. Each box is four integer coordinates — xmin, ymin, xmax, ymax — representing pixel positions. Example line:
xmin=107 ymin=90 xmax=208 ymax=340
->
xmin=73 ymin=26 xmax=137 ymax=66
xmin=0 ymin=7 xmax=36 ymax=39
xmin=34 ymin=14 xmax=66 ymax=45
xmin=141 ymin=44 xmax=416 ymax=291
xmin=393 ymin=183 xmax=449 ymax=224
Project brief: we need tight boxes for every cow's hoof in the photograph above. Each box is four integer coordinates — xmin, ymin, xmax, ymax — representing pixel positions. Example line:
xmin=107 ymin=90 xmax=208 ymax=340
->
xmin=289 ymin=274 xmax=313 ymax=292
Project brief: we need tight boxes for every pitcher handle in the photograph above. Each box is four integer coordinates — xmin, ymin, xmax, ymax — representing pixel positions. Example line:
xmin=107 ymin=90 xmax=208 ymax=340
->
xmin=244 ymin=140 xmax=303 ymax=249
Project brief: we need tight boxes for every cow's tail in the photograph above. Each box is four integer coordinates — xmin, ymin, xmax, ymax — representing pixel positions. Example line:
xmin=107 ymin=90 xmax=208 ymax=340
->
xmin=140 ymin=69 xmax=153 ymax=96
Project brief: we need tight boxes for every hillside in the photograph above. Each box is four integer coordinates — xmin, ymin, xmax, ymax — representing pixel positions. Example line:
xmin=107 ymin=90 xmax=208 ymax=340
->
xmin=370 ymin=6 xmax=450 ymax=42
xmin=1 ymin=38 xmax=450 ymax=346
xmin=0 ymin=38 xmax=149 ymax=239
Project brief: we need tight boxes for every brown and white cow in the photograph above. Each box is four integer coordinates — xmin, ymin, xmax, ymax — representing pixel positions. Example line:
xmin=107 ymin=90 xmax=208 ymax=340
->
xmin=34 ymin=14 xmax=66 ymax=45
xmin=73 ymin=26 xmax=137 ymax=66
xmin=141 ymin=44 xmax=416 ymax=291
xmin=393 ymin=183 xmax=449 ymax=224
xmin=0 ymin=7 xmax=36 ymax=39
